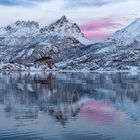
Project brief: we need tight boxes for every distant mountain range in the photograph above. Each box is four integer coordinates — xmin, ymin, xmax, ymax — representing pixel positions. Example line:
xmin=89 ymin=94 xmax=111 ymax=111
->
xmin=0 ymin=16 xmax=140 ymax=71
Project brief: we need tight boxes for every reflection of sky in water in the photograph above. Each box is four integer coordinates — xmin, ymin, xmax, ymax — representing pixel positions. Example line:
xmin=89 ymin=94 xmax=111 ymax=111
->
xmin=80 ymin=101 xmax=121 ymax=124
xmin=0 ymin=72 xmax=140 ymax=140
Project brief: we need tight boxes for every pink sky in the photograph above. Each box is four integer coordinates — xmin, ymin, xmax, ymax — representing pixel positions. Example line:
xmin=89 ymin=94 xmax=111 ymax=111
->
xmin=80 ymin=17 xmax=122 ymax=42
xmin=0 ymin=0 xmax=140 ymax=42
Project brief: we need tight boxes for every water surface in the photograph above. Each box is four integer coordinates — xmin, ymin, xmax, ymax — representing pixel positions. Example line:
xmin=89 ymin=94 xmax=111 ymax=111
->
xmin=0 ymin=72 xmax=140 ymax=140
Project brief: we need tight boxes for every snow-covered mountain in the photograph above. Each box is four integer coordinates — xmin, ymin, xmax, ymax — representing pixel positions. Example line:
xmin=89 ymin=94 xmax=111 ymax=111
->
xmin=0 ymin=16 xmax=95 ymax=70
xmin=40 ymin=16 xmax=92 ymax=45
xmin=0 ymin=16 xmax=140 ymax=71
xmin=108 ymin=18 xmax=140 ymax=46
xmin=59 ymin=17 xmax=140 ymax=71
xmin=0 ymin=21 xmax=40 ymax=47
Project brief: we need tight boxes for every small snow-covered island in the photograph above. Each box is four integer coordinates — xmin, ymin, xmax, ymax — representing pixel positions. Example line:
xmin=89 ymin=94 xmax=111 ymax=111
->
xmin=0 ymin=16 xmax=140 ymax=71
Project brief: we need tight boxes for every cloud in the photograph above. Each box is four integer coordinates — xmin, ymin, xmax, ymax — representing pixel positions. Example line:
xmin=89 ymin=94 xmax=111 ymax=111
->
xmin=0 ymin=0 xmax=50 ymax=7
xmin=80 ymin=18 xmax=121 ymax=31
xmin=80 ymin=17 xmax=122 ymax=41
xmin=65 ymin=0 xmax=125 ymax=8
xmin=0 ymin=0 xmax=139 ymax=42
xmin=0 ymin=0 xmax=22 ymax=6
xmin=85 ymin=31 xmax=111 ymax=42
xmin=0 ymin=0 xmax=128 ymax=7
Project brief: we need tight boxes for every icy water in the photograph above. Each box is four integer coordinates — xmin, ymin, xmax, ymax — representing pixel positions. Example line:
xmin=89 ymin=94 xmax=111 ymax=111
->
xmin=0 ymin=72 xmax=140 ymax=140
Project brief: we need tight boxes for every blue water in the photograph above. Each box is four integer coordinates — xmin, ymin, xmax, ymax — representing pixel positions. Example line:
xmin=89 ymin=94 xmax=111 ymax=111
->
xmin=0 ymin=72 xmax=140 ymax=140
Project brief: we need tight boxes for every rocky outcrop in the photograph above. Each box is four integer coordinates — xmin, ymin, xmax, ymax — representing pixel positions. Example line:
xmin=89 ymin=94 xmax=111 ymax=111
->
xmin=34 ymin=57 xmax=55 ymax=69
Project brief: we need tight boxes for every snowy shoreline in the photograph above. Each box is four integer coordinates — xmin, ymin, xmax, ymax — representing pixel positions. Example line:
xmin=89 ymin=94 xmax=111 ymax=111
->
xmin=0 ymin=69 xmax=139 ymax=73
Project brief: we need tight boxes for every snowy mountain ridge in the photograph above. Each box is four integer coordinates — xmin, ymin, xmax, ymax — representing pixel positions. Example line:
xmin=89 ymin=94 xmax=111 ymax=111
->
xmin=40 ymin=16 xmax=92 ymax=45
xmin=0 ymin=16 xmax=140 ymax=71
xmin=108 ymin=18 xmax=140 ymax=46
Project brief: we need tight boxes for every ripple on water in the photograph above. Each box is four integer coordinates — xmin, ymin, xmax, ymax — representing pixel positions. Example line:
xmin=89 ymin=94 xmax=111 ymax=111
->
xmin=0 ymin=72 xmax=140 ymax=140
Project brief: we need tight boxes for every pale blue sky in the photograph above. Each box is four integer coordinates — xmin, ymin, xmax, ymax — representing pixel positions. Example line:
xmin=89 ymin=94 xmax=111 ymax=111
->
xmin=0 ymin=0 xmax=139 ymax=41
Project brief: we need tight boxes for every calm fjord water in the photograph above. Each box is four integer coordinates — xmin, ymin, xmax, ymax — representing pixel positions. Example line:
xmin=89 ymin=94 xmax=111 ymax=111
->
xmin=0 ymin=72 xmax=140 ymax=140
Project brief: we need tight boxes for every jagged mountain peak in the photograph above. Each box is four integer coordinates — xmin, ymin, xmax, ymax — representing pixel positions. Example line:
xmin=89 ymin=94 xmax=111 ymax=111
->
xmin=0 ymin=20 xmax=40 ymax=47
xmin=48 ymin=16 xmax=71 ymax=30
xmin=45 ymin=16 xmax=83 ymax=35
xmin=45 ymin=16 xmax=69 ymax=31
xmin=14 ymin=20 xmax=39 ymax=28
xmin=40 ymin=16 xmax=75 ymax=33
xmin=48 ymin=16 xmax=79 ymax=30
xmin=39 ymin=16 xmax=92 ymax=45
xmin=4 ymin=20 xmax=39 ymax=31
xmin=56 ymin=15 xmax=69 ymax=24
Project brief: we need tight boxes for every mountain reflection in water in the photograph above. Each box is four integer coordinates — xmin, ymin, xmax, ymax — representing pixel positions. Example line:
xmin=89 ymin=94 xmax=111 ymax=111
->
xmin=0 ymin=72 xmax=140 ymax=140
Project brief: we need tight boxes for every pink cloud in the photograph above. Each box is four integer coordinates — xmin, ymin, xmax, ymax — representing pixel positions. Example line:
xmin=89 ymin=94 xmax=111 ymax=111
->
xmin=80 ymin=17 xmax=122 ymax=42
xmin=84 ymin=30 xmax=112 ymax=42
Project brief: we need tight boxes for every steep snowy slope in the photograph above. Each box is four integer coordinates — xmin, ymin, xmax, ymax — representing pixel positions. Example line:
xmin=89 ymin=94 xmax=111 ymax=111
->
xmin=59 ymin=17 xmax=140 ymax=71
xmin=109 ymin=18 xmax=140 ymax=46
xmin=40 ymin=16 xmax=92 ymax=45
xmin=1 ymin=16 xmax=140 ymax=71
xmin=0 ymin=16 xmax=95 ymax=70
xmin=0 ymin=21 xmax=40 ymax=47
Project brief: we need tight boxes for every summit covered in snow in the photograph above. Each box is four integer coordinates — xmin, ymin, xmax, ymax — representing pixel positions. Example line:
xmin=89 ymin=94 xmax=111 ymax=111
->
xmin=0 ymin=16 xmax=140 ymax=71
xmin=40 ymin=16 xmax=92 ymax=45
xmin=108 ymin=18 xmax=140 ymax=46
